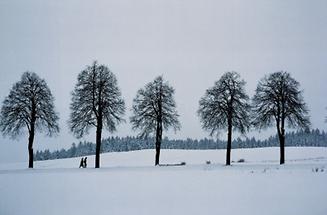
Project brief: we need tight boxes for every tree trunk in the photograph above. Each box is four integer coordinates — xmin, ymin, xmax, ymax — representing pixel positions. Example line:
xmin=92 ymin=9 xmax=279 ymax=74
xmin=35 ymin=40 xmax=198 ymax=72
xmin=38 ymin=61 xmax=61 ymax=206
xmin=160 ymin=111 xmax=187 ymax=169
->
xmin=280 ymin=96 xmax=286 ymax=165
xmin=28 ymin=130 xmax=34 ymax=168
xmin=226 ymin=120 xmax=232 ymax=166
xmin=155 ymin=85 xmax=163 ymax=166
xmin=95 ymin=125 xmax=102 ymax=168
xmin=28 ymin=103 xmax=36 ymax=169
xmin=279 ymin=128 xmax=285 ymax=165
xmin=155 ymin=144 xmax=160 ymax=166
xmin=95 ymin=82 xmax=103 ymax=168
xmin=155 ymin=120 xmax=162 ymax=166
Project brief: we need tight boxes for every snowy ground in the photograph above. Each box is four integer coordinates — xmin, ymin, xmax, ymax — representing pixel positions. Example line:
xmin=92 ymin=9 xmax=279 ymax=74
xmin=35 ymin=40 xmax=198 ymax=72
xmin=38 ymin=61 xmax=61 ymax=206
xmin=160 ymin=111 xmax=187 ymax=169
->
xmin=0 ymin=147 xmax=326 ymax=215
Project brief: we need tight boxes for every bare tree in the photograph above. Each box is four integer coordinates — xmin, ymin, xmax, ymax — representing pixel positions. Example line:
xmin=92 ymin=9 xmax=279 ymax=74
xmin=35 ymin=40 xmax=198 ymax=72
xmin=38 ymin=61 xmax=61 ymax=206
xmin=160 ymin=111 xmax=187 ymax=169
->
xmin=252 ymin=71 xmax=310 ymax=164
xmin=130 ymin=76 xmax=180 ymax=166
xmin=69 ymin=61 xmax=125 ymax=168
xmin=198 ymin=72 xmax=250 ymax=165
xmin=0 ymin=72 xmax=59 ymax=168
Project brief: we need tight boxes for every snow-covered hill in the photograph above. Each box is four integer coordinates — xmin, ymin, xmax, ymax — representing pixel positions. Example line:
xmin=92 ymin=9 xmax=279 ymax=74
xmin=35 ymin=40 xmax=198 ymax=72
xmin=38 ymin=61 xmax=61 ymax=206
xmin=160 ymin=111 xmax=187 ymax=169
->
xmin=0 ymin=147 xmax=326 ymax=215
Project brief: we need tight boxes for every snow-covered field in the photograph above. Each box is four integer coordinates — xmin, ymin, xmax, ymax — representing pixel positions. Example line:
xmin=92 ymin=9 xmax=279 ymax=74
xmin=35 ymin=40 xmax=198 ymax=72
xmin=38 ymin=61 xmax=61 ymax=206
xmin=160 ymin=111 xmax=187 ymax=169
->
xmin=0 ymin=147 xmax=326 ymax=215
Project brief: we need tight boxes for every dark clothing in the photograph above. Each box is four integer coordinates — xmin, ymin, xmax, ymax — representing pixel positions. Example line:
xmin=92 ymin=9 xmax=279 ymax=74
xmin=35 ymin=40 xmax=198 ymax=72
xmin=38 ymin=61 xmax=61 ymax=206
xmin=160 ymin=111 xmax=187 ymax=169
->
xmin=79 ymin=158 xmax=84 ymax=168
xmin=83 ymin=157 xmax=87 ymax=168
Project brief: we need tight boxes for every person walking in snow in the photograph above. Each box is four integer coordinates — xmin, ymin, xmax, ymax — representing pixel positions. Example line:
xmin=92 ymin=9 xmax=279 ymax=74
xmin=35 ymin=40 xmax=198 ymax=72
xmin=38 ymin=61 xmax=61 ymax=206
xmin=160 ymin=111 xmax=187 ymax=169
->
xmin=79 ymin=157 xmax=84 ymax=168
xmin=83 ymin=157 xmax=87 ymax=168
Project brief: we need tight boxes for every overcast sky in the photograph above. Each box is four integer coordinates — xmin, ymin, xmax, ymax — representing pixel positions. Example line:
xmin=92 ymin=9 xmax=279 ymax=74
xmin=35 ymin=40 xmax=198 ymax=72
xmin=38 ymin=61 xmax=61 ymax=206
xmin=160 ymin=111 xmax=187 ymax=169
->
xmin=0 ymin=0 xmax=326 ymax=163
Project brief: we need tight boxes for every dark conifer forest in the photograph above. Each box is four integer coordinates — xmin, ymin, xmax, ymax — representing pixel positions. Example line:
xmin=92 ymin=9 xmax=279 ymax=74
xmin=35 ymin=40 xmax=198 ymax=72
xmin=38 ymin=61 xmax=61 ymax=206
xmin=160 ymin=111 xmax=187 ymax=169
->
xmin=35 ymin=129 xmax=327 ymax=161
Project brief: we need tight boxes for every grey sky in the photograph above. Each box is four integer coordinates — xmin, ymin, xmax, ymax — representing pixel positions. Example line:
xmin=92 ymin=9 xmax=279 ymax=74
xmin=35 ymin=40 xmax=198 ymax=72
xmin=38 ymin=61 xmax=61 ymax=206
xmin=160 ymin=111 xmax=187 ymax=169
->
xmin=0 ymin=0 xmax=327 ymax=163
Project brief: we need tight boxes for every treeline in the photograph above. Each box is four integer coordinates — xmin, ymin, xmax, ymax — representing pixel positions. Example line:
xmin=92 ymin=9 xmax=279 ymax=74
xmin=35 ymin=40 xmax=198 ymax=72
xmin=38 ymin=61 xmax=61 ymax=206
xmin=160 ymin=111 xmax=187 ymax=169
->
xmin=35 ymin=129 xmax=327 ymax=161
xmin=0 ymin=62 xmax=320 ymax=167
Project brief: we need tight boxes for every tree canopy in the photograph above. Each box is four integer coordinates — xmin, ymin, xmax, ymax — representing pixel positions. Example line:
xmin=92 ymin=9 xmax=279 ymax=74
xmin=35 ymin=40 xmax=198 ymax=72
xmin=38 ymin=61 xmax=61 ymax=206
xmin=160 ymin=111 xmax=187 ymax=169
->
xmin=0 ymin=71 xmax=59 ymax=167
xmin=69 ymin=61 xmax=125 ymax=168
xmin=198 ymin=71 xmax=250 ymax=165
xmin=130 ymin=76 xmax=180 ymax=165
xmin=252 ymin=71 xmax=310 ymax=164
